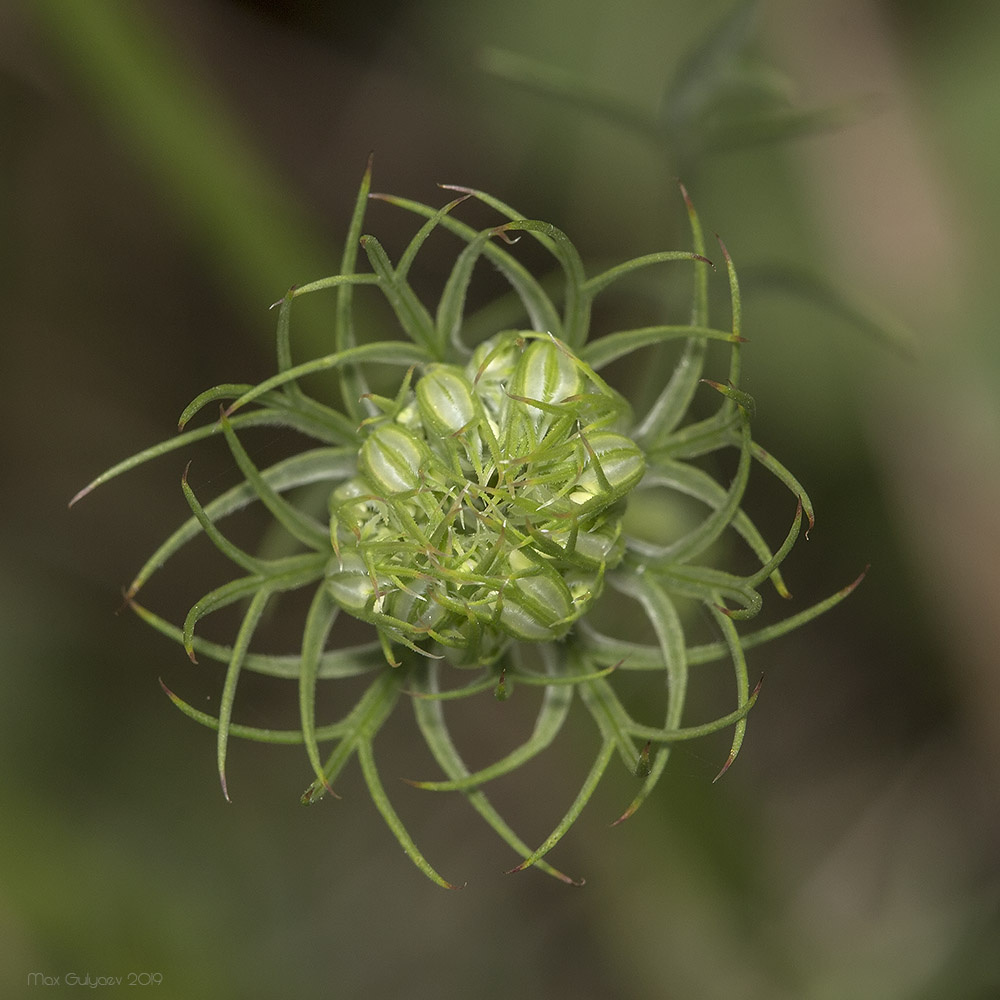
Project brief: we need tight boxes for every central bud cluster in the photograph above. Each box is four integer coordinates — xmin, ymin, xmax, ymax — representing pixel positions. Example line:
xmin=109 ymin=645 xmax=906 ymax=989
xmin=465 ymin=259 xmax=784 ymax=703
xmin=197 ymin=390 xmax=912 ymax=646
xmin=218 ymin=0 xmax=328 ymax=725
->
xmin=326 ymin=332 xmax=645 ymax=665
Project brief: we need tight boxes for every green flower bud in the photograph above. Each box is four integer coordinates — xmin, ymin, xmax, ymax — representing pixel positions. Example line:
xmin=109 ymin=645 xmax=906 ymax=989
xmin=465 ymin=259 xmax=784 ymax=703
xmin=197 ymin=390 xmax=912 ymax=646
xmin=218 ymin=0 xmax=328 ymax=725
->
xmin=508 ymin=337 xmax=583 ymax=415
xmin=359 ymin=424 xmax=429 ymax=495
xmin=468 ymin=334 xmax=521 ymax=391
xmin=416 ymin=365 xmax=477 ymax=437
xmin=384 ymin=577 xmax=446 ymax=633
xmin=572 ymin=432 xmax=646 ymax=508
xmin=499 ymin=549 xmax=575 ymax=641
xmin=325 ymin=551 xmax=378 ymax=614
xmin=537 ymin=513 xmax=625 ymax=568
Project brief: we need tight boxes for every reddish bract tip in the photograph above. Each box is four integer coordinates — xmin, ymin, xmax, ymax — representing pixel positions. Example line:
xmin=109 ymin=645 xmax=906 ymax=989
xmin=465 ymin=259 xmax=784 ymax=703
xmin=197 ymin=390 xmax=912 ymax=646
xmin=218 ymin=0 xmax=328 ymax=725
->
xmin=268 ymin=286 xmax=296 ymax=310
xmin=843 ymin=564 xmax=870 ymax=595
xmin=495 ymin=667 xmax=509 ymax=701
xmin=635 ymin=741 xmax=652 ymax=778
xmin=610 ymin=802 xmax=638 ymax=828
xmin=301 ymin=778 xmax=341 ymax=803
xmin=491 ymin=225 xmax=520 ymax=245
xmin=67 ymin=484 xmax=92 ymax=509
xmin=712 ymin=752 xmax=737 ymax=784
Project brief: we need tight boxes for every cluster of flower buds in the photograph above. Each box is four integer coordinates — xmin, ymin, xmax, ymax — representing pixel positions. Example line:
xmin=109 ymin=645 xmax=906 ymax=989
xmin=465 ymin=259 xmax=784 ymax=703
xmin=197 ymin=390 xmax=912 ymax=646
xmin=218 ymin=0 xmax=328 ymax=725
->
xmin=327 ymin=331 xmax=645 ymax=666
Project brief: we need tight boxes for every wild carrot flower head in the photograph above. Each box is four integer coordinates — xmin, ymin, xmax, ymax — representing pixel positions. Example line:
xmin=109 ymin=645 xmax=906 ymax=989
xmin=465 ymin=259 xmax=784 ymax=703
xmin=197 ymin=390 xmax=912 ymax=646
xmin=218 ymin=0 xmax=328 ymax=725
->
xmin=73 ymin=163 xmax=861 ymax=886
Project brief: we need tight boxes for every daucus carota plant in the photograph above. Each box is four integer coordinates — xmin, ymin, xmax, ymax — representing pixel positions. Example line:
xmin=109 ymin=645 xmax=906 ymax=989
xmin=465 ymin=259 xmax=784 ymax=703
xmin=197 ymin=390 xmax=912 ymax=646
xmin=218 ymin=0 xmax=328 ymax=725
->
xmin=73 ymin=161 xmax=861 ymax=886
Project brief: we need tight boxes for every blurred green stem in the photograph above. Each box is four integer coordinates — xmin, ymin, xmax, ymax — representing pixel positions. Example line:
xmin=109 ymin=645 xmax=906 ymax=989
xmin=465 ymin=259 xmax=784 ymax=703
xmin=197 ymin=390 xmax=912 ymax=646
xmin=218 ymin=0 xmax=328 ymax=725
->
xmin=29 ymin=0 xmax=333 ymax=347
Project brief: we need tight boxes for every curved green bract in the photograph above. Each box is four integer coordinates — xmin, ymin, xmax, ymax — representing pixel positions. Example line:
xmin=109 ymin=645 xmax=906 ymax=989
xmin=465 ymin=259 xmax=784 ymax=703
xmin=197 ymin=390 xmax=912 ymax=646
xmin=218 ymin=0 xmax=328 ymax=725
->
xmin=76 ymin=165 xmax=859 ymax=885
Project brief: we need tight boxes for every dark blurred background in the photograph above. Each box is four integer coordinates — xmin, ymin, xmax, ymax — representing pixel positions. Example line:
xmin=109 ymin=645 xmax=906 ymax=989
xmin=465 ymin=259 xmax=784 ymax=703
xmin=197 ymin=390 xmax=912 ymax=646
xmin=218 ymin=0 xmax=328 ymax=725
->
xmin=3 ymin=1 xmax=998 ymax=997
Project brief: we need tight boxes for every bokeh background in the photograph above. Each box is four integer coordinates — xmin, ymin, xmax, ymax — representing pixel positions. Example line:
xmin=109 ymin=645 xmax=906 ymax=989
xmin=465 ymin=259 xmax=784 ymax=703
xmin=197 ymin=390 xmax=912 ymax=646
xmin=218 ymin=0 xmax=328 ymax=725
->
xmin=3 ymin=1 xmax=998 ymax=997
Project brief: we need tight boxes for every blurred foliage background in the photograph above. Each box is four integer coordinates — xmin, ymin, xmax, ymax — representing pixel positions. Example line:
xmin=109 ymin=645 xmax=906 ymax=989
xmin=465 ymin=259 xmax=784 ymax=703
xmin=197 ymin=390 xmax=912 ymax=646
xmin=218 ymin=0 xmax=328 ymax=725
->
xmin=2 ymin=0 xmax=999 ymax=997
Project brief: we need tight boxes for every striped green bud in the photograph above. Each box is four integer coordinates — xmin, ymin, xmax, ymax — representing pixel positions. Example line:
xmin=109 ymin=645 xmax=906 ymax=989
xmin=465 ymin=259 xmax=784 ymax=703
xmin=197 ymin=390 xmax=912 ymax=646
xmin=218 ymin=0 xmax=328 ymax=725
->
xmin=508 ymin=338 xmax=584 ymax=413
xmin=325 ymin=550 xmax=378 ymax=614
xmin=359 ymin=424 xmax=428 ymax=495
xmin=499 ymin=549 xmax=575 ymax=641
xmin=416 ymin=364 xmax=477 ymax=437
xmin=571 ymin=432 xmax=646 ymax=508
